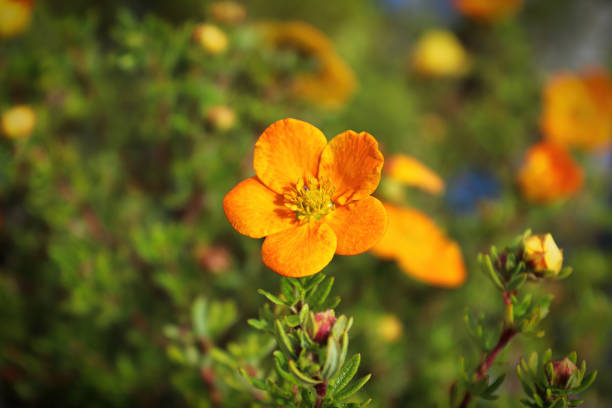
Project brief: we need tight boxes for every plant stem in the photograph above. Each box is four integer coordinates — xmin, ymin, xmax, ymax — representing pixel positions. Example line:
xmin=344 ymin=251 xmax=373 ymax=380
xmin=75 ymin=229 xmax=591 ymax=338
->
xmin=314 ymin=380 xmax=327 ymax=408
xmin=458 ymin=327 xmax=518 ymax=408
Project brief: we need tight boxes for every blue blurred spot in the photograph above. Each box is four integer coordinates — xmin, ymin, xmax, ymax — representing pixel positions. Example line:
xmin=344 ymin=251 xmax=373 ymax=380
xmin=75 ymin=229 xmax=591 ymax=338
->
xmin=446 ymin=170 xmax=501 ymax=213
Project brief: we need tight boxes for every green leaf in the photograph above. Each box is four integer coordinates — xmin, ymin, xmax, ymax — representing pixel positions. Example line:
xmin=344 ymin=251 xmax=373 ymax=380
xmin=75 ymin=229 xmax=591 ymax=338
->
xmin=280 ymin=278 xmax=295 ymax=304
xmin=299 ymin=303 xmax=310 ymax=325
xmin=480 ymin=254 xmax=504 ymax=290
xmin=192 ymin=296 xmax=208 ymax=337
xmin=273 ymin=351 xmax=298 ymax=385
xmin=507 ymin=273 xmax=527 ymax=291
xmin=484 ymin=374 xmax=506 ymax=396
xmin=285 ymin=314 xmax=300 ymax=327
xmin=330 ymin=353 xmax=361 ymax=395
xmin=304 ymin=274 xmax=326 ymax=292
xmin=258 ymin=289 xmax=286 ymax=306
xmin=288 ymin=359 xmax=321 ymax=385
xmin=306 ymin=276 xmax=334 ymax=308
xmin=571 ymin=371 xmax=597 ymax=394
xmin=274 ymin=319 xmax=295 ymax=357
xmin=322 ymin=337 xmax=341 ymax=379
xmin=247 ymin=318 xmax=268 ymax=330
xmin=333 ymin=374 xmax=371 ymax=401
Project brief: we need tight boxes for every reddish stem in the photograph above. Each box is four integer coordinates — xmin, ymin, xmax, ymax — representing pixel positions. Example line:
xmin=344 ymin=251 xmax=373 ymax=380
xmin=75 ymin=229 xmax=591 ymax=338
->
xmin=458 ymin=327 xmax=517 ymax=408
xmin=314 ymin=380 xmax=327 ymax=408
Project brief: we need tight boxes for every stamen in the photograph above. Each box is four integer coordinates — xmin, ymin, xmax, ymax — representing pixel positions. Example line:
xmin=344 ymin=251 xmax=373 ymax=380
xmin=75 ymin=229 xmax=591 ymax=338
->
xmin=284 ymin=176 xmax=335 ymax=221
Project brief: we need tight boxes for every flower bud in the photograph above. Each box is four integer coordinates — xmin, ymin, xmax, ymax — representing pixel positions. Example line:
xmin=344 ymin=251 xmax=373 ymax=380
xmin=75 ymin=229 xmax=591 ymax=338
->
xmin=206 ymin=105 xmax=236 ymax=131
xmin=548 ymin=357 xmax=578 ymax=389
xmin=209 ymin=1 xmax=246 ymax=25
xmin=2 ymin=105 xmax=36 ymax=139
xmin=522 ymin=233 xmax=563 ymax=276
xmin=377 ymin=314 xmax=403 ymax=343
xmin=194 ymin=23 xmax=228 ymax=55
xmin=312 ymin=309 xmax=336 ymax=344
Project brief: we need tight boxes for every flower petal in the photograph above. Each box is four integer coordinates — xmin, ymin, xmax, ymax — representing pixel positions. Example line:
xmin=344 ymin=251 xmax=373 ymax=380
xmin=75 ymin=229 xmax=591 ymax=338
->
xmin=385 ymin=154 xmax=445 ymax=195
xmin=223 ymin=177 xmax=297 ymax=238
xmin=261 ymin=222 xmax=337 ymax=277
xmin=325 ymin=196 xmax=388 ymax=255
xmin=318 ymin=130 xmax=384 ymax=205
xmin=371 ymin=204 xmax=465 ymax=287
xmin=253 ymin=118 xmax=328 ymax=194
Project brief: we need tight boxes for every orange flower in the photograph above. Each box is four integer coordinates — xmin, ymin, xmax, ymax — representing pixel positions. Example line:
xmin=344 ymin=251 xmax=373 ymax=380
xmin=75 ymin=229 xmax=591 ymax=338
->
xmin=541 ymin=70 xmax=612 ymax=151
xmin=0 ymin=0 xmax=33 ymax=38
xmin=372 ymin=204 xmax=466 ymax=287
xmin=517 ymin=142 xmax=584 ymax=203
xmin=372 ymin=155 xmax=465 ymax=287
xmin=223 ymin=118 xmax=387 ymax=277
xmin=260 ymin=21 xmax=357 ymax=109
xmin=385 ymin=154 xmax=445 ymax=195
xmin=453 ymin=0 xmax=523 ymax=22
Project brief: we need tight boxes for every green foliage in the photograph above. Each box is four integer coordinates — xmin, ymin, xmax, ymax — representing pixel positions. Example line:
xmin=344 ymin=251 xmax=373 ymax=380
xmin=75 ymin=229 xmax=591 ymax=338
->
xmin=243 ymin=275 xmax=371 ymax=408
xmin=517 ymin=350 xmax=597 ymax=408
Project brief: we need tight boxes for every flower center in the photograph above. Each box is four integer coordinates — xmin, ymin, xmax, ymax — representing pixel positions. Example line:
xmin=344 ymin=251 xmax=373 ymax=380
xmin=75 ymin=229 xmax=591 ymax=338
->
xmin=284 ymin=176 xmax=335 ymax=221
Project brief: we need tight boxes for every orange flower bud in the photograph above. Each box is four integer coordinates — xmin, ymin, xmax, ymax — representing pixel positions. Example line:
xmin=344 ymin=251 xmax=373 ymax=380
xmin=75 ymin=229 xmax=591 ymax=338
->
xmin=517 ymin=142 xmax=583 ymax=203
xmin=194 ymin=23 xmax=228 ymax=55
xmin=2 ymin=105 xmax=36 ymax=139
xmin=522 ymin=233 xmax=563 ymax=276
xmin=411 ymin=29 xmax=470 ymax=78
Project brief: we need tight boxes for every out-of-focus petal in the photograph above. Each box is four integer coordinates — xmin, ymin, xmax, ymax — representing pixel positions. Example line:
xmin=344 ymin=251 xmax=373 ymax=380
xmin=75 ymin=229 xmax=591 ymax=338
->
xmin=385 ymin=154 xmax=445 ymax=195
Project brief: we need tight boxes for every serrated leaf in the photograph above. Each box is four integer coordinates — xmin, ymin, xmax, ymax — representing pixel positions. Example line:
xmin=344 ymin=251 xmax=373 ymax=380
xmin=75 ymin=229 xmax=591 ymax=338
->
xmin=330 ymin=353 xmax=361 ymax=395
xmin=333 ymin=374 xmax=371 ymax=401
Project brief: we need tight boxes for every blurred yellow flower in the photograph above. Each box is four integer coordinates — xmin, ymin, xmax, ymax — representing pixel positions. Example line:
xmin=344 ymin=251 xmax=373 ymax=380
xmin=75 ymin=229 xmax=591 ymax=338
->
xmin=206 ymin=105 xmax=236 ymax=131
xmin=2 ymin=105 xmax=36 ymax=139
xmin=540 ymin=69 xmax=612 ymax=151
xmin=385 ymin=154 xmax=445 ymax=195
xmin=372 ymin=204 xmax=466 ymax=288
xmin=517 ymin=142 xmax=583 ymax=203
xmin=411 ymin=29 xmax=470 ymax=77
xmin=453 ymin=0 xmax=523 ymax=22
xmin=193 ymin=23 xmax=228 ymax=55
xmin=261 ymin=21 xmax=357 ymax=109
xmin=377 ymin=314 xmax=403 ymax=343
xmin=209 ymin=1 xmax=246 ymax=25
xmin=0 ymin=0 xmax=32 ymax=38
xmin=522 ymin=233 xmax=563 ymax=276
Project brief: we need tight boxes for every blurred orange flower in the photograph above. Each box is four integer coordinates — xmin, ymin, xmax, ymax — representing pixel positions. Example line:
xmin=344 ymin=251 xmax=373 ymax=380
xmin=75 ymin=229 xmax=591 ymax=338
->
xmin=223 ymin=118 xmax=387 ymax=277
xmin=1 ymin=105 xmax=36 ymax=139
xmin=517 ymin=141 xmax=584 ymax=203
xmin=386 ymin=154 xmax=445 ymax=195
xmin=540 ymin=69 xmax=612 ymax=151
xmin=261 ymin=21 xmax=357 ymax=109
xmin=0 ymin=0 xmax=33 ymax=38
xmin=411 ymin=29 xmax=470 ymax=78
xmin=372 ymin=155 xmax=465 ymax=287
xmin=453 ymin=0 xmax=523 ymax=22
xmin=372 ymin=204 xmax=465 ymax=288
xmin=377 ymin=314 xmax=403 ymax=343
xmin=209 ymin=1 xmax=246 ymax=25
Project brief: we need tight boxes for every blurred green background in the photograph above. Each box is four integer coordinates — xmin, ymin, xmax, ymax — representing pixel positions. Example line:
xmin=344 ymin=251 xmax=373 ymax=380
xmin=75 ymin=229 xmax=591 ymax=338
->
xmin=1 ymin=0 xmax=611 ymax=407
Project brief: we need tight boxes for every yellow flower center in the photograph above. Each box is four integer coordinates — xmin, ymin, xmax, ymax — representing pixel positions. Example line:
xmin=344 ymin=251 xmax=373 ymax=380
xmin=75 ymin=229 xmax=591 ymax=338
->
xmin=284 ymin=176 xmax=335 ymax=221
